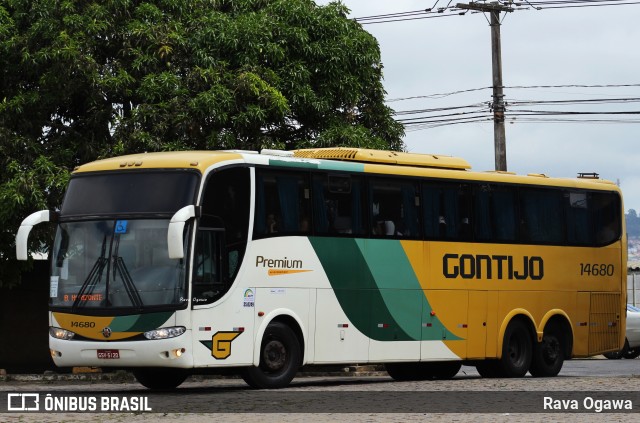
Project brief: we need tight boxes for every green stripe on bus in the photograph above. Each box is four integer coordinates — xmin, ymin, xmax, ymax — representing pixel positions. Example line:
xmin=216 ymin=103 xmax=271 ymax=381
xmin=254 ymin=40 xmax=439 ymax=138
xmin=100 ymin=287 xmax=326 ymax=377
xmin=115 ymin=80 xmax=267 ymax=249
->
xmin=309 ymin=237 xmax=414 ymax=341
xmin=355 ymin=239 xmax=423 ymax=340
xmin=310 ymin=237 xmax=461 ymax=342
xmin=269 ymin=159 xmax=364 ymax=173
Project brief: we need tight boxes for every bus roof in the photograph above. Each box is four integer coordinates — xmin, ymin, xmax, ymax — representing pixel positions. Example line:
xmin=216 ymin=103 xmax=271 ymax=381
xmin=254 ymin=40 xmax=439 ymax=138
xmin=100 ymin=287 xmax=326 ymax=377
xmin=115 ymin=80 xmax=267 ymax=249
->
xmin=293 ymin=147 xmax=471 ymax=170
xmin=72 ymin=148 xmax=619 ymax=192
xmin=73 ymin=150 xmax=245 ymax=174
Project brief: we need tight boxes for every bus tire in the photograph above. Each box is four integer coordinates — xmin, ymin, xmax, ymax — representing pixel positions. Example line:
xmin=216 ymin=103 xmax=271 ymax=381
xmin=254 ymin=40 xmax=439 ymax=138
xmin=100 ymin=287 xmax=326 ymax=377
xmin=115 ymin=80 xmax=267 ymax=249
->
xmin=241 ymin=321 xmax=301 ymax=389
xmin=475 ymin=360 xmax=501 ymax=378
xmin=386 ymin=362 xmax=461 ymax=381
xmin=603 ymin=338 xmax=628 ymax=359
xmin=133 ymin=368 xmax=188 ymax=390
xmin=385 ymin=363 xmax=421 ymax=381
xmin=623 ymin=341 xmax=640 ymax=359
xmin=498 ymin=319 xmax=532 ymax=377
xmin=428 ymin=361 xmax=462 ymax=380
xmin=529 ymin=330 xmax=564 ymax=377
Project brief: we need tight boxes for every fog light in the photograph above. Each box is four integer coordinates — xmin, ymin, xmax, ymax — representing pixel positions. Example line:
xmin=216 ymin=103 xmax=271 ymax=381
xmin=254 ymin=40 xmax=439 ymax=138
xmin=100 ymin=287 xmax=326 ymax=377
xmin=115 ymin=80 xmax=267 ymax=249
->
xmin=163 ymin=348 xmax=187 ymax=359
xmin=50 ymin=349 xmax=62 ymax=358
xmin=50 ymin=327 xmax=75 ymax=340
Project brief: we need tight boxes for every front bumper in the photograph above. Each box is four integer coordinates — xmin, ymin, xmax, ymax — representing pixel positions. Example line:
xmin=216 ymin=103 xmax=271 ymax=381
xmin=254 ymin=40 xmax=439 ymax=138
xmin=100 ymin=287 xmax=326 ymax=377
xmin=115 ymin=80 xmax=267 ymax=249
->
xmin=49 ymin=331 xmax=194 ymax=368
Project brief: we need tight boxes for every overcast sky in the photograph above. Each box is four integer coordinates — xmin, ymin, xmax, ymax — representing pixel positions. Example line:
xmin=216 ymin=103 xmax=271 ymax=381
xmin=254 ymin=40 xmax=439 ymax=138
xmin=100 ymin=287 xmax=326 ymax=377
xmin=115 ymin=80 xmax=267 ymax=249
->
xmin=317 ymin=1 xmax=640 ymax=212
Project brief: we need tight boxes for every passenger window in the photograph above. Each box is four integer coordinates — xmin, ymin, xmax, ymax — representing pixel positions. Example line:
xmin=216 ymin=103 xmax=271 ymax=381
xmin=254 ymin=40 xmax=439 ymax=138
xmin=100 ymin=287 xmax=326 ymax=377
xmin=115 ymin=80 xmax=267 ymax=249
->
xmin=592 ymin=192 xmax=620 ymax=245
xmin=520 ymin=188 xmax=564 ymax=244
xmin=423 ymin=182 xmax=471 ymax=240
xmin=370 ymin=178 xmax=420 ymax=238
xmin=566 ymin=191 xmax=591 ymax=245
xmin=312 ymin=173 xmax=366 ymax=236
xmin=474 ymin=184 xmax=517 ymax=242
xmin=254 ymin=170 xmax=311 ymax=237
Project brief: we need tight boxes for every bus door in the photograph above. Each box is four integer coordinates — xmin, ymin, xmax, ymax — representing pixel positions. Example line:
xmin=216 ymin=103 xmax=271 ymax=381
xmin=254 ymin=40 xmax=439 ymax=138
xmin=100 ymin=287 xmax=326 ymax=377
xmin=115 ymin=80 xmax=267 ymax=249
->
xmin=190 ymin=223 xmax=255 ymax=366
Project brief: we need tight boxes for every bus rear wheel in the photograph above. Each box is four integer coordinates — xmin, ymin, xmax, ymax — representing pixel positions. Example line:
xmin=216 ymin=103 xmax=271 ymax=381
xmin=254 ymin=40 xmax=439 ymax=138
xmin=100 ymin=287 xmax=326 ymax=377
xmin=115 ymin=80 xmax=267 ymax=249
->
xmin=530 ymin=331 xmax=564 ymax=377
xmin=241 ymin=321 xmax=301 ymax=389
xmin=133 ymin=368 xmax=189 ymax=390
xmin=499 ymin=319 xmax=532 ymax=377
xmin=477 ymin=320 xmax=532 ymax=378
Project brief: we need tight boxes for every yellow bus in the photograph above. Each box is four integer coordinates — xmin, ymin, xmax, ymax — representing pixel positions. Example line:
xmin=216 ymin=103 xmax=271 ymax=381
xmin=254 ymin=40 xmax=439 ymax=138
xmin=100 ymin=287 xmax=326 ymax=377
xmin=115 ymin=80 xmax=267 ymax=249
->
xmin=16 ymin=147 xmax=626 ymax=389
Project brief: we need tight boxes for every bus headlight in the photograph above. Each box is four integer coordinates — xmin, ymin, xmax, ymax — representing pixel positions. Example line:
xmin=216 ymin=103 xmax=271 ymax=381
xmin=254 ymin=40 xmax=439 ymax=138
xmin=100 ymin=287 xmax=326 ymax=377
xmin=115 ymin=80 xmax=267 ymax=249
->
xmin=144 ymin=326 xmax=186 ymax=340
xmin=50 ymin=327 xmax=75 ymax=340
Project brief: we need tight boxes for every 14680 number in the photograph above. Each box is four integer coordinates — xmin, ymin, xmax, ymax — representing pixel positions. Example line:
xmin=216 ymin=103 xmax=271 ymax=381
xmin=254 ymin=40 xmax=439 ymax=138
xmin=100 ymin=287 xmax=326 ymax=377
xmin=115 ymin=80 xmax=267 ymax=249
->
xmin=580 ymin=263 xmax=614 ymax=276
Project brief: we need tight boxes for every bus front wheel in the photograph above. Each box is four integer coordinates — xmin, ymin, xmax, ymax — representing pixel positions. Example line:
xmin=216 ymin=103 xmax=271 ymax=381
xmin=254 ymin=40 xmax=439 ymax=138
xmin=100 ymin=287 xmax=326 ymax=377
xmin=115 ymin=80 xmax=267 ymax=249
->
xmin=242 ymin=321 xmax=301 ymax=389
xmin=133 ymin=368 xmax=188 ymax=390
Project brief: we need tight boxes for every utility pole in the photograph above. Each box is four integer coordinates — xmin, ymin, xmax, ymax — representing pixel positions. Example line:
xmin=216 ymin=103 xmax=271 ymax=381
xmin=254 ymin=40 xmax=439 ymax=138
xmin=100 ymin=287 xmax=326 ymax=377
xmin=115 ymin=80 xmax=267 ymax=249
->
xmin=456 ymin=2 xmax=513 ymax=171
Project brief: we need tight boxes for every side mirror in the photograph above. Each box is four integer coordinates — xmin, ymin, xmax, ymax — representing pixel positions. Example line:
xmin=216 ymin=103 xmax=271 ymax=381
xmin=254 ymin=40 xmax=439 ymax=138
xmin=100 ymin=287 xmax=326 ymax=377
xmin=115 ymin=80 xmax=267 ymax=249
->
xmin=168 ymin=205 xmax=199 ymax=259
xmin=16 ymin=210 xmax=51 ymax=261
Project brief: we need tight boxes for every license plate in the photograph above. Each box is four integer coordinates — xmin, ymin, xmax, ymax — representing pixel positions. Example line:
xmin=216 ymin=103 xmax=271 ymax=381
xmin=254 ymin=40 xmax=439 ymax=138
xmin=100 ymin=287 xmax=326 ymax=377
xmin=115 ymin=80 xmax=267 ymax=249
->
xmin=97 ymin=349 xmax=120 ymax=359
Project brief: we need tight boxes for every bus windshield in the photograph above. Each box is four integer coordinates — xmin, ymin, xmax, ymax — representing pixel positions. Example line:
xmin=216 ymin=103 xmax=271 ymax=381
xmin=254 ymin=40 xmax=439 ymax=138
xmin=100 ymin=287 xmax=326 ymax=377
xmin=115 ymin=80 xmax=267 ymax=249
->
xmin=50 ymin=219 xmax=187 ymax=310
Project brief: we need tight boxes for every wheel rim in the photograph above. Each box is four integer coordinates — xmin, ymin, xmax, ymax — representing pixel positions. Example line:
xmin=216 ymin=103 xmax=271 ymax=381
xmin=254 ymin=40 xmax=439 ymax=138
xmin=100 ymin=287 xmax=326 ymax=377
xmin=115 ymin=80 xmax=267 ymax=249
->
xmin=542 ymin=336 xmax=560 ymax=364
xmin=262 ymin=339 xmax=287 ymax=372
xmin=508 ymin=332 xmax=526 ymax=366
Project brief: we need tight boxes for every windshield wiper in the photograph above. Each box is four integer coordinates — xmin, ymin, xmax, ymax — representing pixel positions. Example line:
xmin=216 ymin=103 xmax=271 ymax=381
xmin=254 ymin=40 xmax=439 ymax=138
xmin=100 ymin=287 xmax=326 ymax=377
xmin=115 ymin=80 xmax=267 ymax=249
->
xmin=72 ymin=235 xmax=108 ymax=310
xmin=111 ymin=234 xmax=144 ymax=309
xmin=113 ymin=256 xmax=144 ymax=309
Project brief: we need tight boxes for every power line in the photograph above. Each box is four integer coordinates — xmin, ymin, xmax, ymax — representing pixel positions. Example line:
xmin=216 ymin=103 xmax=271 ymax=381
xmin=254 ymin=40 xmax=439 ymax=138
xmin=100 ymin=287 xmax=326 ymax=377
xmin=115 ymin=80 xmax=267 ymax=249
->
xmin=529 ymin=0 xmax=640 ymax=10
xmin=394 ymin=103 xmax=487 ymax=115
xmin=354 ymin=1 xmax=640 ymax=24
xmin=506 ymin=83 xmax=640 ymax=90
xmin=355 ymin=2 xmax=640 ymax=159
xmin=509 ymin=97 xmax=640 ymax=106
xmin=395 ymin=94 xmax=640 ymax=130
xmin=387 ymin=85 xmax=640 ymax=103
xmin=387 ymin=87 xmax=492 ymax=102
xmin=356 ymin=11 xmax=466 ymax=25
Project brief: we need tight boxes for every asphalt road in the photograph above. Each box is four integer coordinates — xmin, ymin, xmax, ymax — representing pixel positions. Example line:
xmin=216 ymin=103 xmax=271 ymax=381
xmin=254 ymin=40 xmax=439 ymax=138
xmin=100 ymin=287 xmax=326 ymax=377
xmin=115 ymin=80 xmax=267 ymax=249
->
xmin=1 ymin=358 xmax=638 ymax=422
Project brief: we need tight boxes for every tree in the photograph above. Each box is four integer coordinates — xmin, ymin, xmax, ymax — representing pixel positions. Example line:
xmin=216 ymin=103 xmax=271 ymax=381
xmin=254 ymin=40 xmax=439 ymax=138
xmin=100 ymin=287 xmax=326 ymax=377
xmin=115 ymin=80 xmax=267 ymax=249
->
xmin=0 ymin=0 xmax=404 ymax=286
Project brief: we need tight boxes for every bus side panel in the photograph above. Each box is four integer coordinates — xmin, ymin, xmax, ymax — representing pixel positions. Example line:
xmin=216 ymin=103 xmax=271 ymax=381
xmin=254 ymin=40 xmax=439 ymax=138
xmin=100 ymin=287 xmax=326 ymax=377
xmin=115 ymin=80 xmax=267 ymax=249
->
xmin=574 ymin=292 xmax=591 ymax=357
xmin=314 ymin=289 xmax=370 ymax=363
xmin=369 ymin=289 xmax=421 ymax=362
xmin=467 ymin=290 xmax=488 ymax=359
xmin=587 ymin=292 xmax=622 ymax=355
xmin=485 ymin=290 xmax=500 ymax=358
xmin=423 ymin=290 xmax=467 ymax=360
xmin=253 ymin=287 xmax=310 ymax=364
xmin=190 ymin=288 xmax=256 ymax=367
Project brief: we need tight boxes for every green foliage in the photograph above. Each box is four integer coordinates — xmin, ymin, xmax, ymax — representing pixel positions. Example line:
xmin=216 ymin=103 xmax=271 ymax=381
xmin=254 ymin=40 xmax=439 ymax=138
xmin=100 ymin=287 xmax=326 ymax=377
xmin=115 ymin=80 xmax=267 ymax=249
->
xmin=0 ymin=0 xmax=404 ymax=286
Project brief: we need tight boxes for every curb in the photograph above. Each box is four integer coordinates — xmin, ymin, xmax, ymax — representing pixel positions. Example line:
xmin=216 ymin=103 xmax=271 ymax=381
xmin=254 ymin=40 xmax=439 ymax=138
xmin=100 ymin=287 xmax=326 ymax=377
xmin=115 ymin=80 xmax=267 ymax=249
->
xmin=0 ymin=365 xmax=389 ymax=383
xmin=0 ymin=359 xmax=616 ymax=383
